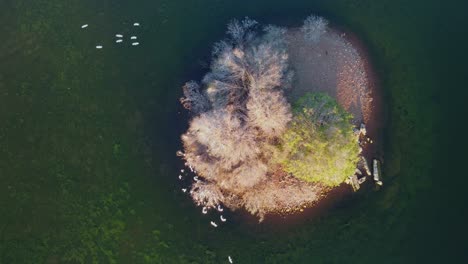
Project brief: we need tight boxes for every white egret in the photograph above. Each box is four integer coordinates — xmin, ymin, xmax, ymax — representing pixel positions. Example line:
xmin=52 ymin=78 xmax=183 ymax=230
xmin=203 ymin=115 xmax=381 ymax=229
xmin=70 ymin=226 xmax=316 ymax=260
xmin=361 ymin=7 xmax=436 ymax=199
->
xmin=210 ymin=221 xmax=218 ymax=227
xmin=130 ymin=36 xmax=137 ymax=40
xmin=115 ymin=39 xmax=123 ymax=43
xmin=217 ymin=205 xmax=223 ymax=212
xmin=202 ymin=207 xmax=208 ymax=214
xmin=133 ymin=22 xmax=140 ymax=26
xmin=193 ymin=176 xmax=199 ymax=182
xmin=182 ymin=188 xmax=187 ymax=193
xmin=180 ymin=169 xmax=184 ymax=173
xmin=178 ymin=175 xmax=182 ymax=180
xmin=220 ymin=215 xmax=226 ymax=222
xmin=131 ymin=42 xmax=139 ymax=46
xmin=228 ymin=256 xmax=233 ymax=263
xmin=96 ymin=45 xmax=103 ymax=49
xmin=81 ymin=24 xmax=88 ymax=29
xmin=115 ymin=34 xmax=123 ymax=38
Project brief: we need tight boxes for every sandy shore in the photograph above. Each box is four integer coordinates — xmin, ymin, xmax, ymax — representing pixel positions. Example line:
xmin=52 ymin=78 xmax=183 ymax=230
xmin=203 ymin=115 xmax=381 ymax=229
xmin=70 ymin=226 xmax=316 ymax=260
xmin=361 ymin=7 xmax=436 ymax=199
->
xmin=183 ymin=24 xmax=384 ymax=222
xmin=286 ymin=28 xmax=377 ymax=125
xmin=286 ymin=26 xmax=383 ymax=159
xmin=238 ymin=27 xmax=385 ymax=223
xmin=235 ymin=27 xmax=384 ymax=222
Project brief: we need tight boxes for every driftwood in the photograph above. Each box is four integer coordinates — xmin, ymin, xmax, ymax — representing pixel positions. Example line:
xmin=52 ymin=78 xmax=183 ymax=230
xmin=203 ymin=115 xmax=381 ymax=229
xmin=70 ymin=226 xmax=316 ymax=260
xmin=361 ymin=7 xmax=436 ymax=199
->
xmin=348 ymin=174 xmax=360 ymax=191
xmin=360 ymin=123 xmax=367 ymax=135
xmin=358 ymin=176 xmax=367 ymax=184
xmin=359 ymin=156 xmax=371 ymax=175
xmin=373 ymin=159 xmax=383 ymax=186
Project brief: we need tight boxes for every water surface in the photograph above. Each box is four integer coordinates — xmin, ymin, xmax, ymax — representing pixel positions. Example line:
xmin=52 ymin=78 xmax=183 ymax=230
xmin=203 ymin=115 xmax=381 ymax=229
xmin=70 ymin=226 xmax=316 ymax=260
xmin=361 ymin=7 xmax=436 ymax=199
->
xmin=0 ymin=0 xmax=461 ymax=262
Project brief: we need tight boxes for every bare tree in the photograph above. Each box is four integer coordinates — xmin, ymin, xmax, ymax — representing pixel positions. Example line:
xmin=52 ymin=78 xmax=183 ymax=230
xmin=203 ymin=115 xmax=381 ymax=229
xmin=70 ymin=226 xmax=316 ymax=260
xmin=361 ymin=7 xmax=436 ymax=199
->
xmin=226 ymin=17 xmax=258 ymax=44
xmin=247 ymin=89 xmax=292 ymax=137
xmin=301 ymin=15 xmax=328 ymax=43
xmin=190 ymin=181 xmax=225 ymax=208
xmin=202 ymin=18 xmax=292 ymax=120
xmin=180 ymin=16 xmax=334 ymax=220
xmin=180 ymin=81 xmax=211 ymax=114
xmin=186 ymin=110 xmax=260 ymax=170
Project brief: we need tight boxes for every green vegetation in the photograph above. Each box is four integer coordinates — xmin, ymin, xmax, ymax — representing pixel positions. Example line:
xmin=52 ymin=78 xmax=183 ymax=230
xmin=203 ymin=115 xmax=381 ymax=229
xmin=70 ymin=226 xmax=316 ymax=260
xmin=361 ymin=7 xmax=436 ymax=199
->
xmin=0 ymin=0 xmax=450 ymax=263
xmin=277 ymin=93 xmax=360 ymax=186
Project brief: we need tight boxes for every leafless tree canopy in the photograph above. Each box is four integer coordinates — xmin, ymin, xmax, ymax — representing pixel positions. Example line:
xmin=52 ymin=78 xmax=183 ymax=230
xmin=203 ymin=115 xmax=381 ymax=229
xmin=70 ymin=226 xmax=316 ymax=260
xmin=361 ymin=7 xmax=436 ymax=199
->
xmin=180 ymin=17 xmax=333 ymax=220
xmin=301 ymin=15 xmax=328 ymax=43
xmin=180 ymin=81 xmax=211 ymax=114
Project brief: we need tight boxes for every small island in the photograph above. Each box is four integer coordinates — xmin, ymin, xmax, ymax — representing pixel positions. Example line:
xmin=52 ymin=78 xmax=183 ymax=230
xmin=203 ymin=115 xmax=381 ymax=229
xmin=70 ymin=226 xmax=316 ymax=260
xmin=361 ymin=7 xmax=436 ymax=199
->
xmin=178 ymin=16 xmax=382 ymax=221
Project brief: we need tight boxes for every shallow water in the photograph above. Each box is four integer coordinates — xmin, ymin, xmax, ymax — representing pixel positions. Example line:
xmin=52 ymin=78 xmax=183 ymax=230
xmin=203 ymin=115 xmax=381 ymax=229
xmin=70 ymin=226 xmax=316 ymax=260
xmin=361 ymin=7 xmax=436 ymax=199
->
xmin=0 ymin=0 xmax=462 ymax=262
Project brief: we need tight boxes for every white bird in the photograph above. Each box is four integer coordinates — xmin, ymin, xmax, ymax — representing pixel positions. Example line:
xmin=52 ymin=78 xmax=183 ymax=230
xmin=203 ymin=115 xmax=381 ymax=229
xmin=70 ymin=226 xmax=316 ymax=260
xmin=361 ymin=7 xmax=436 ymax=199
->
xmin=133 ymin=22 xmax=140 ymax=26
xmin=115 ymin=34 xmax=123 ymax=38
xmin=210 ymin=221 xmax=218 ymax=227
xmin=220 ymin=215 xmax=226 ymax=222
xmin=193 ymin=176 xmax=199 ymax=182
xmin=217 ymin=205 xmax=223 ymax=212
xmin=130 ymin=36 xmax=137 ymax=40
xmin=115 ymin=39 xmax=123 ymax=43
xmin=96 ymin=45 xmax=103 ymax=49
xmin=228 ymin=256 xmax=233 ymax=263
xmin=81 ymin=24 xmax=88 ymax=29
xmin=182 ymin=188 xmax=187 ymax=193
xmin=178 ymin=175 xmax=182 ymax=180
xmin=180 ymin=169 xmax=184 ymax=173
xmin=202 ymin=207 xmax=208 ymax=214
xmin=132 ymin=42 xmax=139 ymax=46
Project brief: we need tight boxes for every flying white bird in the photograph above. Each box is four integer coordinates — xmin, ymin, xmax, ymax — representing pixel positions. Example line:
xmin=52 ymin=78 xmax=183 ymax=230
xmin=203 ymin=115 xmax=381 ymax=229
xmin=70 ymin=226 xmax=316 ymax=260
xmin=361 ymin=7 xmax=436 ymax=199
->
xmin=220 ymin=215 xmax=226 ymax=222
xmin=133 ymin=22 xmax=140 ymax=26
xmin=210 ymin=221 xmax=218 ymax=227
xmin=115 ymin=34 xmax=123 ymax=38
xmin=228 ymin=256 xmax=233 ymax=263
xmin=115 ymin=39 xmax=123 ymax=43
xmin=130 ymin=36 xmax=137 ymax=40
xmin=81 ymin=24 xmax=88 ymax=28
xmin=182 ymin=188 xmax=187 ymax=193
xmin=95 ymin=45 xmax=103 ymax=49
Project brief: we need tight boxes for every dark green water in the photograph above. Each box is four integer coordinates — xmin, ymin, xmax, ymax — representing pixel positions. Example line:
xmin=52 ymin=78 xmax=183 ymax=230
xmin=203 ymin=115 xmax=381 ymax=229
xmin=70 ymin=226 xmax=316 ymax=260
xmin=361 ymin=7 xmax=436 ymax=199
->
xmin=0 ymin=0 xmax=463 ymax=263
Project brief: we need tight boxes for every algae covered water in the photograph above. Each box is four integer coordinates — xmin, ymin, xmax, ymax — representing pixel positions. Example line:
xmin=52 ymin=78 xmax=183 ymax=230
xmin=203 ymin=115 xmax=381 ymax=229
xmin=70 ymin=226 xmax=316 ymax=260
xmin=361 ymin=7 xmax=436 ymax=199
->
xmin=0 ymin=0 xmax=462 ymax=262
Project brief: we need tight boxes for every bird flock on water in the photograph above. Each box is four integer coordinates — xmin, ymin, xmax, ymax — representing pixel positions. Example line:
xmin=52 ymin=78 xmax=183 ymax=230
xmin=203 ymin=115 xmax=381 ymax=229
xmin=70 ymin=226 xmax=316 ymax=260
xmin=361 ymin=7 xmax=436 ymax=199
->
xmin=178 ymin=154 xmax=234 ymax=263
xmin=80 ymin=22 xmax=141 ymax=49
xmin=178 ymin=166 xmax=228 ymax=227
xmin=79 ymin=22 xmax=234 ymax=262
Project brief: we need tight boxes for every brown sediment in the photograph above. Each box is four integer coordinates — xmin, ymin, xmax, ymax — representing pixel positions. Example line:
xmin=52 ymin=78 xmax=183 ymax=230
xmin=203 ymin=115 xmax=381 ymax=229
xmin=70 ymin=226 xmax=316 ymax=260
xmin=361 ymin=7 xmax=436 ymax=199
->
xmin=231 ymin=27 xmax=383 ymax=223
xmin=247 ymin=26 xmax=384 ymax=224
xmin=182 ymin=23 xmax=383 ymax=224
xmin=235 ymin=182 xmax=352 ymax=228
xmin=285 ymin=28 xmax=377 ymax=125
xmin=336 ymin=27 xmax=384 ymax=163
xmin=223 ymin=165 xmax=328 ymax=222
xmin=286 ymin=25 xmax=383 ymax=161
